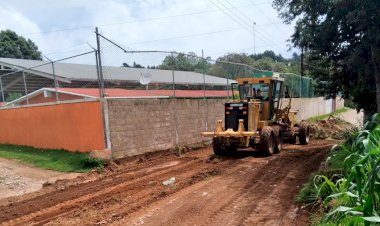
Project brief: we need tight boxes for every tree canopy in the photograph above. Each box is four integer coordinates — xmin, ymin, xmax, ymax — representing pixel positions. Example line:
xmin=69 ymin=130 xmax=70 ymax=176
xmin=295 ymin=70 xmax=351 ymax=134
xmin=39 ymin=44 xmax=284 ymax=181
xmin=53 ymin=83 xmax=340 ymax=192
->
xmin=0 ymin=29 xmax=42 ymax=60
xmin=273 ymin=0 xmax=380 ymax=116
xmin=155 ymin=51 xmax=301 ymax=79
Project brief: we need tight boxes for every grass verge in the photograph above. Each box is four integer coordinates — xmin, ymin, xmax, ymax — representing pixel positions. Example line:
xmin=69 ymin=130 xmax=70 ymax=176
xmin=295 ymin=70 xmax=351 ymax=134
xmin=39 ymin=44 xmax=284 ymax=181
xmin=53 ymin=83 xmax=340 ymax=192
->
xmin=0 ymin=144 xmax=104 ymax=172
xmin=308 ymin=107 xmax=350 ymax=120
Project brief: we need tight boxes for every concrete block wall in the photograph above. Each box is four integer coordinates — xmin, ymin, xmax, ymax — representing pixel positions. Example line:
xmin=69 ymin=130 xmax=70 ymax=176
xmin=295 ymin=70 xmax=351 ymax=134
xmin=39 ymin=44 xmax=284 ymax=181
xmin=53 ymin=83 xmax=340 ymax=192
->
xmin=286 ymin=97 xmax=345 ymax=121
xmin=107 ymin=98 xmax=225 ymax=159
xmin=107 ymin=97 xmax=344 ymax=159
xmin=336 ymin=98 xmax=345 ymax=109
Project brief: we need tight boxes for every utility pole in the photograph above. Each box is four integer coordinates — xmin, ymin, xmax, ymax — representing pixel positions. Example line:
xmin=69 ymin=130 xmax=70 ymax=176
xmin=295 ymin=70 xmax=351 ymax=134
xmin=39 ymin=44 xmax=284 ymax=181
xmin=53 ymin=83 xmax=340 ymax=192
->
xmin=253 ymin=22 xmax=256 ymax=55
xmin=301 ymin=47 xmax=304 ymax=77
xmin=300 ymin=47 xmax=304 ymax=97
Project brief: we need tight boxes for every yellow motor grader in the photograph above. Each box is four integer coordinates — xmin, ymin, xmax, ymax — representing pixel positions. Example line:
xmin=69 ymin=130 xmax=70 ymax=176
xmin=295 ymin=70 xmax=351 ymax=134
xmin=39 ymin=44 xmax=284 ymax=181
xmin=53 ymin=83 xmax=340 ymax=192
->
xmin=202 ymin=76 xmax=310 ymax=155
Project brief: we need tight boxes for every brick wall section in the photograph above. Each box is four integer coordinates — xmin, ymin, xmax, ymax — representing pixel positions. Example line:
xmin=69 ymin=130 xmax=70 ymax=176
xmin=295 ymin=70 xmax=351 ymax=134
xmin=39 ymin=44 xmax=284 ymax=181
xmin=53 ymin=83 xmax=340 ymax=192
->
xmin=107 ymin=98 xmax=225 ymax=158
xmin=107 ymin=97 xmax=344 ymax=158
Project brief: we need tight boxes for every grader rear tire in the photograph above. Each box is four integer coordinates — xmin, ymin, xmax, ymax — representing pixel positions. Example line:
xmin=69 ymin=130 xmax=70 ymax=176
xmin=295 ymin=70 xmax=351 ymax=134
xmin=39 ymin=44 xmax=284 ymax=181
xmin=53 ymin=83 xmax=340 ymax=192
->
xmin=298 ymin=124 xmax=310 ymax=145
xmin=259 ymin=126 xmax=275 ymax=156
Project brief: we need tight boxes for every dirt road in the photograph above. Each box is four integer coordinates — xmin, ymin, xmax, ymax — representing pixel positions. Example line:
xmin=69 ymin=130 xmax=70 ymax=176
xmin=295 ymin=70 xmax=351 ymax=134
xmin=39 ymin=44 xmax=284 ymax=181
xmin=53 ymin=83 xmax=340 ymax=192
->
xmin=0 ymin=139 xmax=335 ymax=226
xmin=0 ymin=158 xmax=81 ymax=200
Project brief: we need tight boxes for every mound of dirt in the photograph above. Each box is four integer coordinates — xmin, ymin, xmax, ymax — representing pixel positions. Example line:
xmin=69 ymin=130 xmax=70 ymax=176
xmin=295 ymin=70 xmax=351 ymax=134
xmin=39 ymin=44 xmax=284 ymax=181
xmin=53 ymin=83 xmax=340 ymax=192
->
xmin=305 ymin=117 xmax=357 ymax=140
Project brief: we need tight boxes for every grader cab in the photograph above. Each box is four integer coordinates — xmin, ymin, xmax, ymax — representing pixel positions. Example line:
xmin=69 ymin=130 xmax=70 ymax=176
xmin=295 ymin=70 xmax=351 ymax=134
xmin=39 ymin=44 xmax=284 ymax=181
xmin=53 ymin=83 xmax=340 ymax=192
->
xmin=201 ymin=76 xmax=310 ymax=155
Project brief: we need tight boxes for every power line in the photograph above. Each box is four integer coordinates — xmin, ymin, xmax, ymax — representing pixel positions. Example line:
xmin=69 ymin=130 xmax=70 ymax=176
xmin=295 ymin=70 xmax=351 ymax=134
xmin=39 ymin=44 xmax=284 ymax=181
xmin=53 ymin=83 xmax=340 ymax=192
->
xmin=207 ymin=0 xmax=253 ymax=34
xmin=19 ymin=2 xmax=269 ymax=37
xmin=208 ymin=0 xmax=286 ymax=54
xmin=126 ymin=27 xmax=246 ymax=46
xmin=248 ymin=0 xmax=289 ymax=37
xmin=212 ymin=0 xmax=286 ymax=50
xmin=98 ymin=32 xmax=271 ymax=72
xmin=36 ymin=26 xmax=262 ymax=59
xmin=221 ymin=0 xmax=285 ymax=47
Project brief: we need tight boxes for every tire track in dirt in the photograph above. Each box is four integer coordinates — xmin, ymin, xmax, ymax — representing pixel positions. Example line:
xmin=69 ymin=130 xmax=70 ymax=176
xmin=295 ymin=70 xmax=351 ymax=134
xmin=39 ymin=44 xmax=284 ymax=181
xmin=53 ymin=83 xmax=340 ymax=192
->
xmin=208 ymin=145 xmax=329 ymax=226
xmin=119 ymin=142 xmax=332 ymax=226
xmin=0 ymin=140 xmax=335 ymax=226
xmin=37 ymin=164 xmax=228 ymax=226
xmin=0 ymin=159 xmax=202 ymax=225
xmin=239 ymin=147 xmax=327 ymax=226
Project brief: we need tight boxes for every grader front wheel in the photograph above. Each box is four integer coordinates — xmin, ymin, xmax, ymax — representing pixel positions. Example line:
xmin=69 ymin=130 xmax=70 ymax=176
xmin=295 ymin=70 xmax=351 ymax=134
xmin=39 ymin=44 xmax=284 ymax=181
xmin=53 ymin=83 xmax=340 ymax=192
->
xmin=298 ymin=124 xmax=310 ymax=145
xmin=271 ymin=126 xmax=283 ymax=154
xmin=212 ymin=137 xmax=226 ymax=155
xmin=212 ymin=137 xmax=237 ymax=155
xmin=259 ymin=126 xmax=276 ymax=156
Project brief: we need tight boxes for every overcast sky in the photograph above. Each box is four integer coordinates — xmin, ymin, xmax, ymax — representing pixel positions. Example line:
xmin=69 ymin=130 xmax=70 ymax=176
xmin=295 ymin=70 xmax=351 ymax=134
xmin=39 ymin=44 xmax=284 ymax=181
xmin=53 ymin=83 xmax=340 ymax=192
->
xmin=0 ymin=0 xmax=297 ymax=66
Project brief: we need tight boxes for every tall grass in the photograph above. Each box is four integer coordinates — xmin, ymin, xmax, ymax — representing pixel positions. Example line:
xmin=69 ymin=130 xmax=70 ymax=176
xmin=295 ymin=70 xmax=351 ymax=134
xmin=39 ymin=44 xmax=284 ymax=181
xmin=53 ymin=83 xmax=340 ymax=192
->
xmin=313 ymin=113 xmax=380 ymax=225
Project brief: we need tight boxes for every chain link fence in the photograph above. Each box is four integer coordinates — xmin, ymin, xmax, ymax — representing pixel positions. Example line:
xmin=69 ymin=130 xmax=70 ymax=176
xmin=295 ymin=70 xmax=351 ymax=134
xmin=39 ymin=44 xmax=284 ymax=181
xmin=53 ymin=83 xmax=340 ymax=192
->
xmin=0 ymin=28 xmax=317 ymax=109
xmin=0 ymin=50 xmax=98 ymax=107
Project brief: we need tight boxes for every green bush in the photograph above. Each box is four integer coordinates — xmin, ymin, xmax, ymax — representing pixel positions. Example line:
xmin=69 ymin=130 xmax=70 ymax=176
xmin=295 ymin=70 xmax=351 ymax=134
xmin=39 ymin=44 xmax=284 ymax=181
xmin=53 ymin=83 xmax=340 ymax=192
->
xmin=312 ymin=114 xmax=380 ymax=225
xmin=297 ymin=113 xmax=380 ymax=225
xmin=81 ymin=156 xmax=104 ymax=169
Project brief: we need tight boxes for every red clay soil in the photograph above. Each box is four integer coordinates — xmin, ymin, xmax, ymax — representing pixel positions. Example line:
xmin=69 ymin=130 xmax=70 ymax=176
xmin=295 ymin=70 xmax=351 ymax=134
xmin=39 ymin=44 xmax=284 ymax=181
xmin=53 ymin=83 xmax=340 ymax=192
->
xmin=0 ymin=139 xmax=335 ymax=226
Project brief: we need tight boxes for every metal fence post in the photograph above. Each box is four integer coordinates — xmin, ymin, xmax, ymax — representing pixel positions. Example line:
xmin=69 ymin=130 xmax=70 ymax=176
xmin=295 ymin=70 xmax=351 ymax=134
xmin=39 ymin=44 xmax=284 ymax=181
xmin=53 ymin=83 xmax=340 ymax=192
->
xmin=44 ymin=56 xmax=58 ymax=102
xmin=172 ymin=70 xmax=175 ymax=97
xmin=171 ymin=53 xmax=178 ymax=145
xmin=0 ymin=75 xmax=4 ymax=103
xmin=95 ymin=27 xmax=111 ymax=151
xmin=22 ymin=71 xmax=29 ymax=105
xmin=51 ymin=62 xmax=58 ymax=102
xmin=171 ymin=52 xmax=175 ymax=98
xmin=202 ymin=49 xmax=208 ymax=131
xmin=227 ymin=78 xmax=230 ymax=99
xmin=87 ymin=42 xmax=102 ymax=99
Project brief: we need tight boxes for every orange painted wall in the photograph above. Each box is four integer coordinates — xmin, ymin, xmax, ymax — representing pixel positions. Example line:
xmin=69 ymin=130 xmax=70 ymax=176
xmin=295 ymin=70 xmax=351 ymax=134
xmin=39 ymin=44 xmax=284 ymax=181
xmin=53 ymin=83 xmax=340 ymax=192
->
xmin=0 ymin=101 xmax=105 ymax=152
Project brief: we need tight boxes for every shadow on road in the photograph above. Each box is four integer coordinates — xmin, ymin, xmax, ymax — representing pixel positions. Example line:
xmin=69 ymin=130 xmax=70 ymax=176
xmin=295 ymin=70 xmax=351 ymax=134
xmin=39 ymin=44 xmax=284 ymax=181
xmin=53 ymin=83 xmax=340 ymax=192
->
xmin=221 ymin=148 xmax=270 ymax=159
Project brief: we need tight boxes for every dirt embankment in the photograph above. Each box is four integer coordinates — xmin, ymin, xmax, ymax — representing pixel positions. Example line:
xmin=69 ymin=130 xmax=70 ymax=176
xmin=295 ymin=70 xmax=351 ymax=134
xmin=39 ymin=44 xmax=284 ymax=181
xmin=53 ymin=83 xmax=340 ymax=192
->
xmin=0 ymin=138 xmax=335 ymax=226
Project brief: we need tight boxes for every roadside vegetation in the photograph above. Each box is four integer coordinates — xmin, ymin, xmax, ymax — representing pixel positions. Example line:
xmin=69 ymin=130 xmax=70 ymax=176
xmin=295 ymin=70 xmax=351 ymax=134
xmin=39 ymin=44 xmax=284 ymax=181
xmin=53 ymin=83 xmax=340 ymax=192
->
xmin=308 ymin=107 xmax=350 ymax=121
xmin=0 ymin=144 xmax=104 ymax=172
xmin=297 ymin=114 xmax=380 ymax=225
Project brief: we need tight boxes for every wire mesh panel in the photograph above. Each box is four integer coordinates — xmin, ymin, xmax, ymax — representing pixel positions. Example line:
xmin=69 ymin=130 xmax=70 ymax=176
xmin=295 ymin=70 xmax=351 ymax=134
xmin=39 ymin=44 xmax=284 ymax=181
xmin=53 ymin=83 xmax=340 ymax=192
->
xmin=280 ymin=73 xmax=315 ymax=98
xmin=98 ymin=33 xmax=233 ymax=100
xmin=0 ymin=51 xmax=96 ymax=108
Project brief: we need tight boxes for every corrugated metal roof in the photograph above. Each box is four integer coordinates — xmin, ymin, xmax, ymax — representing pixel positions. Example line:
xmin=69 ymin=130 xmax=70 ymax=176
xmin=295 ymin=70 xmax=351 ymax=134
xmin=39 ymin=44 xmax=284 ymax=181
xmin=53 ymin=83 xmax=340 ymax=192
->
xmin=3 ymin=87 xmax=232 ymax=107
xmin=0 ymin=58 xmax=235 ymax=86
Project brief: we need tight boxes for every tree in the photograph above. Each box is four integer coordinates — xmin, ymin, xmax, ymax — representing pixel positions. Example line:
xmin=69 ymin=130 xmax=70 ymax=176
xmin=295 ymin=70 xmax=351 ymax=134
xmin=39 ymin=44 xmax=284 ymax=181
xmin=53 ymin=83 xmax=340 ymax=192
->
xmin=253 ymin=57 xmax=274 ymax=71
xmin=209 ymin=53 xmax=254 ymax=79
xmin=251 ymin=50 xmax=286 ymax=62
xmin=0 ymin=29 xmax=42 ymax=60
xmin=133 ymin=62 xmax=144 ymax=68
xmin=273 ymin=0 xmax=380 ymax=116
xmin=158 ymin=52 xmax=210 ymax=72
